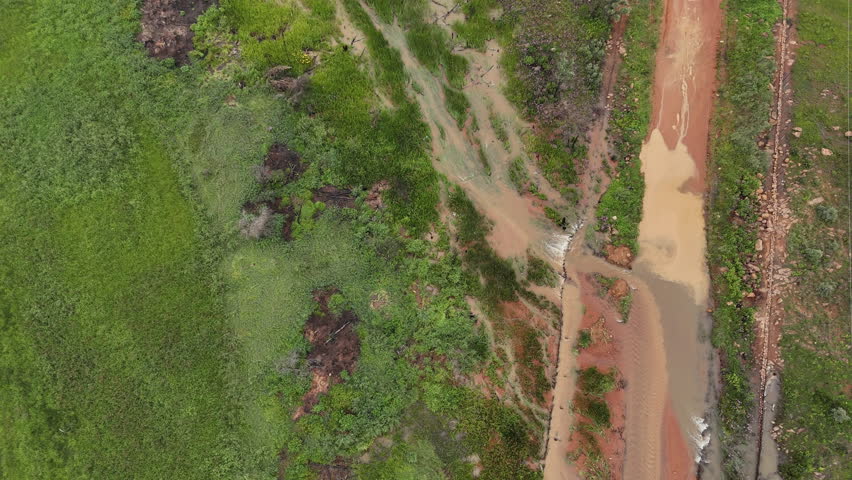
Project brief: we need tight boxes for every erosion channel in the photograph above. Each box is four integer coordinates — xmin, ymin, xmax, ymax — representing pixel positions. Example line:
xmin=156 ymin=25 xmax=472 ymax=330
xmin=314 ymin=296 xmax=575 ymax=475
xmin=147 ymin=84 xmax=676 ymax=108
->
xmin=545 ymin=0 xmax=723 ymax=478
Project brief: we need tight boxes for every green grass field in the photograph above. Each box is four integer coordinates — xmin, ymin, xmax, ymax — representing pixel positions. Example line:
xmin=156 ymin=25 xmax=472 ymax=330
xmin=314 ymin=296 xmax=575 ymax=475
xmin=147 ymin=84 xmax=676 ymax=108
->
xmin=0 ymin=1 xmax=544 ymax=478
xmin=774 ymin=0 xmax=850 ymax=477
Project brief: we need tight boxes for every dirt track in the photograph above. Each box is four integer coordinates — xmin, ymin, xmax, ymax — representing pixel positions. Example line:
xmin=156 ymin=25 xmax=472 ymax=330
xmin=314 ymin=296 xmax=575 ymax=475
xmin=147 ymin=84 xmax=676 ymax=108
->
xmin=752 ymin=0 xmax=797 ymax=476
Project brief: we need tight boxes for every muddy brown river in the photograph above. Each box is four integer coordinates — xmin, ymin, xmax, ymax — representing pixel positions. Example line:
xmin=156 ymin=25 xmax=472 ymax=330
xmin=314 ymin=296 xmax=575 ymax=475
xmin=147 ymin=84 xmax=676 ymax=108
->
xmin=545 ymin=0 xmax=723 ymax=478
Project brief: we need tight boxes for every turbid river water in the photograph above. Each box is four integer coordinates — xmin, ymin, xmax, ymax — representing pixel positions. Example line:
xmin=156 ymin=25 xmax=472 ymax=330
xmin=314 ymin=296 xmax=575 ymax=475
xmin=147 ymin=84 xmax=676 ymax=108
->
xmin=545 ymin=0 xmax=723 ymax=478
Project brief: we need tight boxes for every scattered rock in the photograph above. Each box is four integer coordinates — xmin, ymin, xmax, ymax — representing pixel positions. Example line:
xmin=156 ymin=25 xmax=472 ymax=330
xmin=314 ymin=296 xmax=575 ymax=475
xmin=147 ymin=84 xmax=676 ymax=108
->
xmin=755 ymin=238 xmax=764 ymax=251
xmin=605 ymin=245 xmax=633 ymax=268
xmin=821 ymin=148 xmax=833 ymax=156
xmin=807 ymin=196 xmax=824 ymax=206
xmin=608 ymin=279 xmax=630 ymax=299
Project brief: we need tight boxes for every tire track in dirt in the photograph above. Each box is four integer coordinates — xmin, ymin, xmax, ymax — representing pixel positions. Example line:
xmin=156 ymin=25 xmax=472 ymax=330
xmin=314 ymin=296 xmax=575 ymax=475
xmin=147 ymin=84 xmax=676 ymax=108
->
xmin=752 ymin=0 xmax=796 ymax=476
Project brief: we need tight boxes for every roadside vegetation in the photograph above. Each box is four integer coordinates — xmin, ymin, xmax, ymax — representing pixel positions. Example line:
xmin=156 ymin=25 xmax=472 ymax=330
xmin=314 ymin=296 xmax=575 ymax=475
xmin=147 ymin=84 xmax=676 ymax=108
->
xmin=706 ymin=0 xmax=781 ymax=475
xmin=595 ymin=0 xmax=660 ymax=254
xmin=774 ymin=0 xmax=850 ymax=477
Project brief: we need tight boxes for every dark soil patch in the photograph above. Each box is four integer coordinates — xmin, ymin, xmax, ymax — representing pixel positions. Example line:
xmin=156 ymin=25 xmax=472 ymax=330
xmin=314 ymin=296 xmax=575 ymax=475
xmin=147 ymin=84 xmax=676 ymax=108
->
xmin=313 ymin=185 xmax=356 ymax=208
xmin=310 ymin=461 xmax=353 ymax=480
xmin=138 ymin=0 xmax=215 ymax=65
xmin=257 ymin=143 xmax=306 ymax=184
xmin=240 ymin=198 xmax=297 ymax=240
xmin=294 ymin=288 xmax=360 ymax=418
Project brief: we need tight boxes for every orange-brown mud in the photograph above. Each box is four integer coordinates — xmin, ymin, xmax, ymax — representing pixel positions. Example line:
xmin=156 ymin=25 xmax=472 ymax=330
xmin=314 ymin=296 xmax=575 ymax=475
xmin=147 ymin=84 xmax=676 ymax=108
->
xmin=558 ymin=274 xmax=627 ymax=479
xmin=662 ymin=398 xmax=695 ymax=480
xmin=649 ymin=0 xmax=721 ymax=192
xmin=630 ymin=0 xmax=723 ymax=476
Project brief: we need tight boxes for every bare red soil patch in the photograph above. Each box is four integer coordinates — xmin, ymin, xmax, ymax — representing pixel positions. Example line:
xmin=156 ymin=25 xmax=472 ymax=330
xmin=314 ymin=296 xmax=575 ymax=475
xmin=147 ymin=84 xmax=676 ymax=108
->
xmin=138 ymin=0 xmax=214 ymax=65
xmin=558 ymin=275 xmax=626 ymax=479
xmin=605 ymin=244 xmax=633 ymax=268
xmin=608 ymin=278 xmax=630 ymax=299
xmin=293 ymin=288 xmax=360 ymax=419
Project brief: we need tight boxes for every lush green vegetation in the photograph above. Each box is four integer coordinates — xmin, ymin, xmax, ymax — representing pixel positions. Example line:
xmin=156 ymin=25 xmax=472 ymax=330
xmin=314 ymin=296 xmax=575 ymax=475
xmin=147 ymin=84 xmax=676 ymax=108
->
xmin=0 ymin=0 xmax=546 ymax=478
xmin=773 ymin=0 xmax=850 ymax=477
xmin=525 ymin=134 xmax=582 ymax=201
xmin=573 ymin=367 xmax=616 ymax=433
xmin=577 ymin=367 xmax=616 ymax=398
xmin=595 ymin=0 xmax=660 ymax=253
xmin=705 ymin=0 xmax=780 ymax=475
xmin=452 ymin=0 xmax=500 ymax=50
xmin=406 ymin=22 xmax=469 ymax=89
xmin=341 ymin=0 xmax=409 ymax=104
xmin=444 ymin=84 xmax=472 ymax=128
xmin=500 ymin=0 xmax=615 ymax=134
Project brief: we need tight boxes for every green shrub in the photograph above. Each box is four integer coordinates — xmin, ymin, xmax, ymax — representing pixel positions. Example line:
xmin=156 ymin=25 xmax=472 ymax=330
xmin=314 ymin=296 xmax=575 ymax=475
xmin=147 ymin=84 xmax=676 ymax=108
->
xmin=815 ymin=204 xmax=837 ymax=223
xmin=508 ymin=157 xmax=529 ymax=191
xmin=582 ymin=398 xmax=611 ymax=428
xmin=803 ymin=248 xmax=824 ymax=265
xmin=577 ymin=367 xmax=616 ymax=397
xmin=576 ymin=329 xmax=593 ymax=350
xmin=443 ymin=85 xmax=470 ymax=128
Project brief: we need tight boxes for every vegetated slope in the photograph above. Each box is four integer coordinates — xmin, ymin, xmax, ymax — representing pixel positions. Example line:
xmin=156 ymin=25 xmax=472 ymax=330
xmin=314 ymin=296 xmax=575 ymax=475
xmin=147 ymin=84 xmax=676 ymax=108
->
xmin=0 ymin=0 xmax=551 ymax=478
xmin=706 ymin=0 xmax=781 ymax=475
xmin=593 ymin=0 xmax=661 ymax=255
xmin=773 ymin=0 xmax=850 ymax=477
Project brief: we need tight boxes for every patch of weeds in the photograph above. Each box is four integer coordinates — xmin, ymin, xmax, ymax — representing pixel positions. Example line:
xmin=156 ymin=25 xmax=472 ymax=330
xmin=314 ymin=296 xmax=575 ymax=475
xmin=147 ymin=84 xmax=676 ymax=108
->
xmin=500 ymin=0 xmax=614 ymax=137
xmin=477 ymin=142 xmax=492 ymax=176
xmin=617 ymin=292 xmax=632 ymax=322
xmin=576 ymin=329 xmax=593 ymax=350
xmin=406 ymin=22 xmax=469 ymax=89
xmin=452 ymin=0 xmax=500 ymax=50
xmin=526 ymin=254 xmax=558 ymax=288
xmin=490 ymin=110 xmax=510 ymax=150
xmin=526 ymin=133 xmax=581 ymax=195
xmin=508 ymin=156 xmax=529 ymax=192
xmin=443 ymin=84 xmax=471 ymax=128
